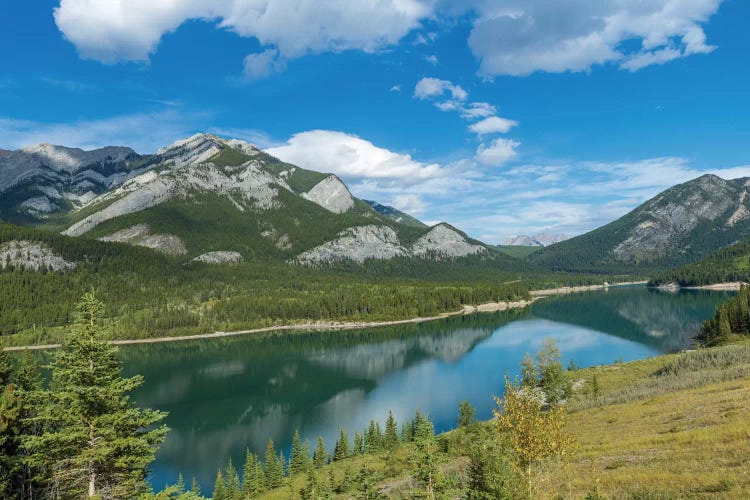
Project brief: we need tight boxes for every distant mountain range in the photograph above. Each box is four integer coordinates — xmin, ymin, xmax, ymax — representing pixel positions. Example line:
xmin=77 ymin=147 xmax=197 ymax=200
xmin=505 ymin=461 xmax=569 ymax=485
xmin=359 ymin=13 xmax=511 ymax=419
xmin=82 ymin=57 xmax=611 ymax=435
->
xmin=529 ymin=174 xmax=750 ymax=273
xmin=0 ymin=133 xmax=509 ymax=268
xmin=3 ymin=134 xmax=750 ymax=279
xmin=501 ymin=233 xmax=570 ymax=247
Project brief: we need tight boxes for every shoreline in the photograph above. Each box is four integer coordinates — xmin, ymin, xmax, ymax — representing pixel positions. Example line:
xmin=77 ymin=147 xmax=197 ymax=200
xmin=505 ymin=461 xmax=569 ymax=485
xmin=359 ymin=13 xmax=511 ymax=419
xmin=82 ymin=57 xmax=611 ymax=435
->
xmin=655 ymin=281 xmax=746 ymax=292
xmin=2 ymin=281 xmax=645 ymax=352
xmin=529 ymin=280 xmax=647 ymax=297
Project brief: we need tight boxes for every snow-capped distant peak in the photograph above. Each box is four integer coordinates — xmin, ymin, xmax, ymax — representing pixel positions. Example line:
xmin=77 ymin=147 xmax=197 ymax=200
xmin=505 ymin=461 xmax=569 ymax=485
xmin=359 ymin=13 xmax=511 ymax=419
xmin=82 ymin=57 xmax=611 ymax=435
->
xmin=501 ymin=233 xmax=570 ymax=247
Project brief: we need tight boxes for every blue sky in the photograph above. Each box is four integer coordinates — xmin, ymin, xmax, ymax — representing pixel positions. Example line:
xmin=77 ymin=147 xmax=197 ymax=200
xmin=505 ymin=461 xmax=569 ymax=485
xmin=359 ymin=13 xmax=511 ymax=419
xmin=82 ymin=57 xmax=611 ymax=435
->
xmin=1 ymin=0 xmax=749 ymax=242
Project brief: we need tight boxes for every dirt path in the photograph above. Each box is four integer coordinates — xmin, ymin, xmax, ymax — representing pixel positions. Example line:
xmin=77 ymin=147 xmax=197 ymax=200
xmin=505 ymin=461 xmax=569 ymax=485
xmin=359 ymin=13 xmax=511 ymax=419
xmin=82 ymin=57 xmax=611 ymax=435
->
xmin=3 ymin=281 xmax=647 ymax=352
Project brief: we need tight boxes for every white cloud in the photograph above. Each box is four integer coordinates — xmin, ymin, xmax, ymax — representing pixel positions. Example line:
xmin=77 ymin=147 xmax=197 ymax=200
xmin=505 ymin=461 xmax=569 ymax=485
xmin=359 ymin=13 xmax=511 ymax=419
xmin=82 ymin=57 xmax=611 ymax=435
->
xmin=0 ymin=110 xmax=208 ymax=153
xmin=414 ymin=77 xmax=467 ymax=101
xmin=425 ymin=55 xmax=439 ymax=65
xmin=391 ymin=194 xmax=428 ymax=216
xmin=459 ymin=102 xmax=497 ymax=120
xmin=465 ymin=0 xmax=720 ymax=76
xmin=54 ymin=0 xmax=432 ymax=65
xmin=243 ymin=48 xmax=286 ymax=79
xmin=266 ymin=130 xmax=443 ymax=183
xmin=390 ymin=84 xmax=401 ymax=92
xmin=476 ymin=138 xmax=520 ymax=166
xmin=468 ymin=116 xmax=518 ymax=135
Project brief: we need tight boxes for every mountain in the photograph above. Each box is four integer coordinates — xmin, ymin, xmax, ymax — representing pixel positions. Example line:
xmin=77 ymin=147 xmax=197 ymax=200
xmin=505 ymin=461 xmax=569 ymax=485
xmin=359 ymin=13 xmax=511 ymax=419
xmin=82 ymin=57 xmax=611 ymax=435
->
xmin=0 ymin=133 xmax=509 ymax=267
xmin=501 ymin=233 xmax=570 ymax=247
xmin=529 ymin=174 xmax=750 ymax=273
xmin=363 ymin=200 xmax=427 ymax=228
xmin=649 ymin=235 xmax=750 ymax=287
xmin=0 ymin=143 xmax=147 ymax=224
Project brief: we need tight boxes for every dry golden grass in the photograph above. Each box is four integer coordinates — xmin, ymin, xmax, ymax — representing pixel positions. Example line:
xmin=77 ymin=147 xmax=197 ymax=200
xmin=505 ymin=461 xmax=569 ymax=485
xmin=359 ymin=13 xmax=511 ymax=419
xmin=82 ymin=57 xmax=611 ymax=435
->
xmin=255 ymin=343 xmax=750 ymax=499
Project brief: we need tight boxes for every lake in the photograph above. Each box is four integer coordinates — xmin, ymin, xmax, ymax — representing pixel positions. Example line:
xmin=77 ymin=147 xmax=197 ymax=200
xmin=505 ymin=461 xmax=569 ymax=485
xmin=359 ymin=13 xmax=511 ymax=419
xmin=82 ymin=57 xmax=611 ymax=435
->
xmin=119 ymin=285 xmax=733 ymax=491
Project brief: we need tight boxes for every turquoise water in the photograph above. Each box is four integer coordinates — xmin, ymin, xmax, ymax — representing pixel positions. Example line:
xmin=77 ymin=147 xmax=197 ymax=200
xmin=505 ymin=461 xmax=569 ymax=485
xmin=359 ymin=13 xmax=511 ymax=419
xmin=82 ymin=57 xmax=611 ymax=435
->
xmin=119 ymin=285 xmax=732 ymax=491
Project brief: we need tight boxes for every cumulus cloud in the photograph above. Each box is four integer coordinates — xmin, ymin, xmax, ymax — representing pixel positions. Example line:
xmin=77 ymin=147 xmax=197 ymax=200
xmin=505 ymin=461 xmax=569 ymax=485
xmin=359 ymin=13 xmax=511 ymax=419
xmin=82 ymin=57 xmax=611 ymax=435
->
xmin=392 ymin=194 xmax=428 ymax=216
xmin=54 ymin=0 xmax=431 ymax=65
xmin=243 ymin=48 xmax=286 ymax=79
xmin=414 ymin=77 xmax=467 ymax=101
xmin=465 ymin=0 xmax=720 ymax=76
xmin=476 ymin=138 xmax=520 ymax=166
xmin=469 ymin=116 xmax=518 ymax=135
xmin=266 ymin=130 xmax=443 ymax=183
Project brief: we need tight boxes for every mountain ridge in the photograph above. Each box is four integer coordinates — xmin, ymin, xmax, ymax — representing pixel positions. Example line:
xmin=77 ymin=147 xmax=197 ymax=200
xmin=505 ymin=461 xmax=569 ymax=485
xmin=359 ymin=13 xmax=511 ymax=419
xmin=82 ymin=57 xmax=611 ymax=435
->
xmin=0 ymin=133 xmax=508 ymax=267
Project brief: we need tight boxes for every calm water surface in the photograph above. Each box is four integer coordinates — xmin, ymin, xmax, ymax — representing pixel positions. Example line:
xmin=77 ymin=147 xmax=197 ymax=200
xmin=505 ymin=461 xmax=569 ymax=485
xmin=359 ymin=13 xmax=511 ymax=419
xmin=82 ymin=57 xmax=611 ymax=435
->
xmin=119 ymin=285 xmax=733 ymax=491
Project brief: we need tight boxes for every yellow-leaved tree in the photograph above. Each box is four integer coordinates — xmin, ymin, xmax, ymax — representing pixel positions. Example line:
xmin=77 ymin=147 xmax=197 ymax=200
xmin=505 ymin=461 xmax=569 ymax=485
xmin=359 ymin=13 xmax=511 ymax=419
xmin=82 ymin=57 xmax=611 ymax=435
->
xmin=494 ymin=379 xmax=576 ymax=499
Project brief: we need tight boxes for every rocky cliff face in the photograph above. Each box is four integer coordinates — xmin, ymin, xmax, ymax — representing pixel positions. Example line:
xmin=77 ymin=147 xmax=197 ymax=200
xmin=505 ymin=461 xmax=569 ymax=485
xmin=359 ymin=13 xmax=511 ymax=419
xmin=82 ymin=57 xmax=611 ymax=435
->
xmin=301 ymin=175 xmax=355 ymax=214
xmin=296 ymin=223 xmax=486 ymax=265
xmin=530 ymin=174 xmax=750 ymax=271
xmin=0 ymin=240 xmax=77 ymax=271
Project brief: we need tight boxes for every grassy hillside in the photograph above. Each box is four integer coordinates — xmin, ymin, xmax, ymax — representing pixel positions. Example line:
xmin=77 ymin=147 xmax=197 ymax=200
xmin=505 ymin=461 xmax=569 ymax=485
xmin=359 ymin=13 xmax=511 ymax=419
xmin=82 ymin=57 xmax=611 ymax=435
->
xmin=240 ymin=342 xmax=750 ymax=499
xmin=650 ymin=236 xmax=750 ymax=286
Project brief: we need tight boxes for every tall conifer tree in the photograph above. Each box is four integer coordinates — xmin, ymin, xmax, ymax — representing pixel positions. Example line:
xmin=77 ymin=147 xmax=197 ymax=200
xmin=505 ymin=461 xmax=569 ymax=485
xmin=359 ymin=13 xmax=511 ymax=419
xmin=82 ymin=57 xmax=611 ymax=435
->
xmin=23 ymin=293 xmax=168 ymax=498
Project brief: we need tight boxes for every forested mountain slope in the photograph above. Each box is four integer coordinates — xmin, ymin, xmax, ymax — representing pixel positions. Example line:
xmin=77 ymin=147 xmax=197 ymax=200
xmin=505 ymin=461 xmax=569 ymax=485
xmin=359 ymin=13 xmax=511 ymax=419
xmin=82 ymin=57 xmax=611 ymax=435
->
xmin=529 ymin=174 xmax=750 ymax=273
xmin=650 ymin=236 xmax=750 ymax=286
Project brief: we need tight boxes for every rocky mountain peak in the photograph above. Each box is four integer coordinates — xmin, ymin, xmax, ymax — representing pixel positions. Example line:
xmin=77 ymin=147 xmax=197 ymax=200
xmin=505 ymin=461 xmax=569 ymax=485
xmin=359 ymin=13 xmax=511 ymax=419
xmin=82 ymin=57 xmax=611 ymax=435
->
xmin=156 ymin=133 xmax=260 ymax=167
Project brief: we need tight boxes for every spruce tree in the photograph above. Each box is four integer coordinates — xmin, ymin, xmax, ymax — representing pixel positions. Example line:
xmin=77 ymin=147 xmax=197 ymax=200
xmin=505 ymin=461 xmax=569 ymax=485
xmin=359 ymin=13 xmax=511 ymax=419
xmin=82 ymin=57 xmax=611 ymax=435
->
xmin=355 ymin=461 xmax=382 ymax=499
xmin=290 ymin=430 xmax=308 ymax=474
xmin=411 ymin=415 xmax=440 ymax=499
xmin=191 ymin=477 xmax=202 ymax=496
xmin=458 ymin=400 xmax=476 ymax=428
xmin=264 ymin=439 xmax=284 ymax=489
xmin=384 ymin=411 xmax=399 ymax=450
xmin=334 ymin=427 xmax=350 ymax=461
xmin=353 ymin=431 xmax=364 ymax=455
xmin=0 ymin=346 xmax=12 ymax=386
xmin=213 ymin=470 xmax=227 ymax=500
xmin=225 ymin=458 xmax=241 ymax=499
xmin=23 ymin=293 xmax=168 ymax=498
xmin=242 ymin=449 xmax=264 ymax=497
xmin=313 ymin=436 xmax=329 ymax=468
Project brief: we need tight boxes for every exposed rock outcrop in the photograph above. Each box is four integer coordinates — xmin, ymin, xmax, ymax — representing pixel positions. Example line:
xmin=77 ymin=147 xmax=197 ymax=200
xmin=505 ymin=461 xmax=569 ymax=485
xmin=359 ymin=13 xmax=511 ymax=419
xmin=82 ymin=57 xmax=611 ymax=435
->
xmin=302 ymin=176 xmax=355 ymax=214
xmin=297 ymin=225 xmax=405 ymax=264
xmin=192 ymin=251 xmax=242 ymax=264
xmin=411 ymin=224 xmax=487 ymax=258
xmin=99 ymin=224 xmax=187 ymax=256
xmin=0 ymin=240 xmax=76 ymax=271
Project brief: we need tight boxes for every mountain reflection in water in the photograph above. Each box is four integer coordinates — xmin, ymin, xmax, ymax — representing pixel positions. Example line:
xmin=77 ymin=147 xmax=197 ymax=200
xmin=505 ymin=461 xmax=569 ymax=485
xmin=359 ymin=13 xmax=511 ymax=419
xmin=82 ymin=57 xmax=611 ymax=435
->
xmin=119 ymin=285 xmax=733 ymax=491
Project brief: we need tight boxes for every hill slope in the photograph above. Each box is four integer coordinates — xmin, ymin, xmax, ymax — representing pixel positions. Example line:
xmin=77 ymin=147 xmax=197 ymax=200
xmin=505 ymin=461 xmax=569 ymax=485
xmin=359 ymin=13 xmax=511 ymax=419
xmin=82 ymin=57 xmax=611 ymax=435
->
xmin=529 ymin=174 xmax=750 ymax=273
xmin=650 ymin=235 xmax=750 ymax=286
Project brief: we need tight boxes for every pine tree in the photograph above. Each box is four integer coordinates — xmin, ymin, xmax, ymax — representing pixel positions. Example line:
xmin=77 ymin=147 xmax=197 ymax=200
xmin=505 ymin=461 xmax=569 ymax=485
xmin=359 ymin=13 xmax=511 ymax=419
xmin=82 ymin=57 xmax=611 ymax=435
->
xmin=355 ymin=461 xmax=381 ymax=499
xmin=353 ymin=431 xmax=364 ymax=455
xmin=213 ymin=470 xmax=227 ymax=500
xmin=176 ymin=473 xmax=185 ymax=494
xmin=411 ymin=415 xmax=440 ymax=499
xmin=225 ymin=458 xmax=241 ymax=499
xmin=23 ymin=293 xmax=168 ymax=498
xmin=264 ymin=439 xmax=284 ymax=489
xmin=384 ymin=411 xmax=399 ymax=450
xmin=458 ymin=400 xmax=476 ymax=428
xmin=313 ymin=436 xmax=328 ymax=468
xmin=290 ymin=430 xmax=307 ymax=475
xmin=191 ymin=477 xmax=202 ymax=496
xmin=242 ymin=449 xmax=264 ymax=497
xmin=0 ymin=346 xmax=12 ymax=386
xmin=333 ymin=427 xmax=350 ymax=461
xmin=299 ymin=467 xmax=318 ymax=500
